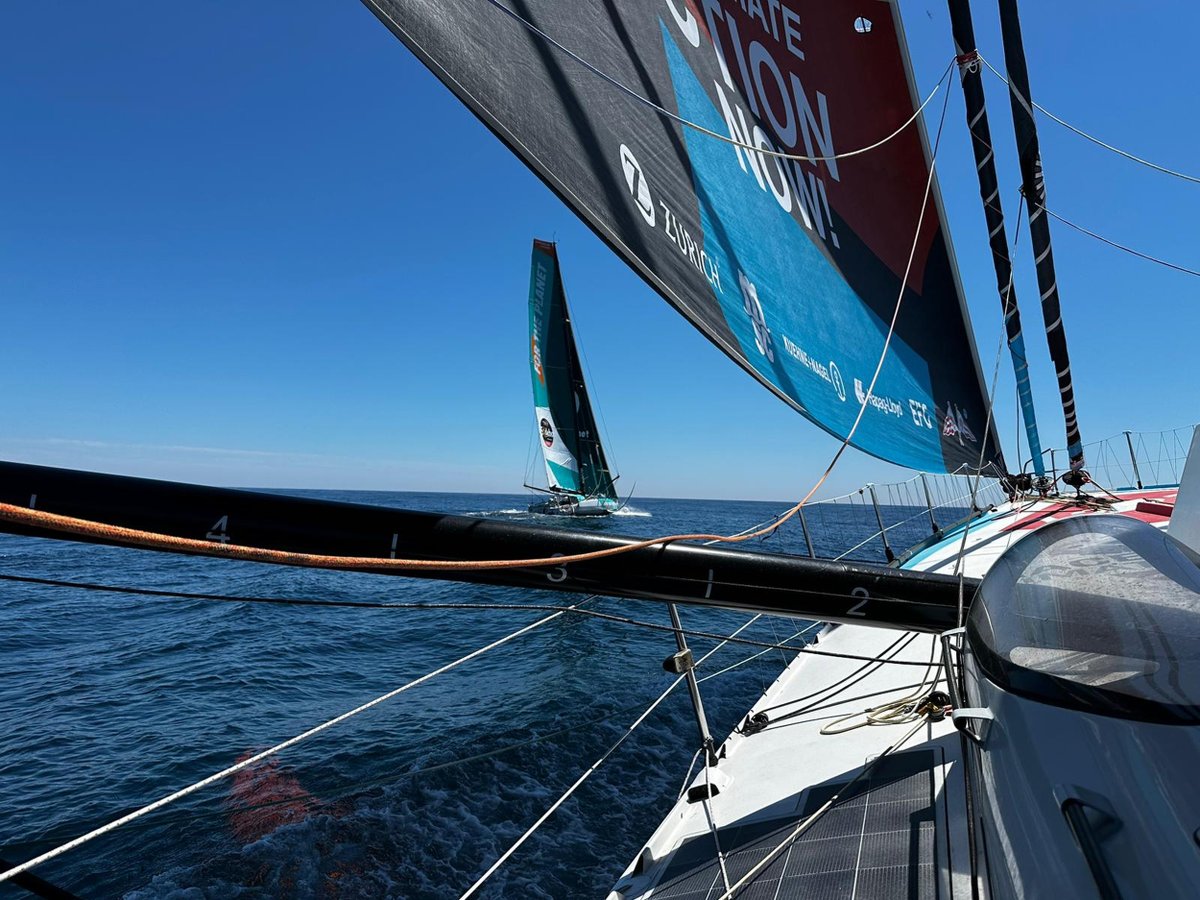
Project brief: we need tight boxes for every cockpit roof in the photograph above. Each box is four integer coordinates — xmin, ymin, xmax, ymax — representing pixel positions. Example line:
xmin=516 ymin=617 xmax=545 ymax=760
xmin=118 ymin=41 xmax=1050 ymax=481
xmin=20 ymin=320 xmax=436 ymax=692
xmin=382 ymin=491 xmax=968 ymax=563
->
xmin=968 ymin=515 xmax=1200 ymax=724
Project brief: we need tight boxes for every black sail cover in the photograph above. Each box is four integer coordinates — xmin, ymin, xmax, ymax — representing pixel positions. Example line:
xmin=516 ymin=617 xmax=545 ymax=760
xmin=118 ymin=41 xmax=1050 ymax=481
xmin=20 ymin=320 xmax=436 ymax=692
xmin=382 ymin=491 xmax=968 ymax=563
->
xmin=364 ymin=0 xmax=1005 ymax=474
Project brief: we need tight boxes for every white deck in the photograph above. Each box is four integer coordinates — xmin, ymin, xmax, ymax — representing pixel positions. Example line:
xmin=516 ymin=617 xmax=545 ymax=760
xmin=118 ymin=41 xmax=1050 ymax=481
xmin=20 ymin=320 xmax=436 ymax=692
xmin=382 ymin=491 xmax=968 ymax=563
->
xmin=612 ymin=488 xmax=1176 ymax=900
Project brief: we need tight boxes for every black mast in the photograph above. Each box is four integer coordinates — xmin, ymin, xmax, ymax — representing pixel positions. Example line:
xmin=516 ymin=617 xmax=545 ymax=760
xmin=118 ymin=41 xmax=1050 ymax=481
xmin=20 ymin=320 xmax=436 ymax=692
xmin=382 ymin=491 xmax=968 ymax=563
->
xmin=946 ymin=0 xmax=1045 ymax=479
xmin=997 ymin=0 xmax=1085 ymax=475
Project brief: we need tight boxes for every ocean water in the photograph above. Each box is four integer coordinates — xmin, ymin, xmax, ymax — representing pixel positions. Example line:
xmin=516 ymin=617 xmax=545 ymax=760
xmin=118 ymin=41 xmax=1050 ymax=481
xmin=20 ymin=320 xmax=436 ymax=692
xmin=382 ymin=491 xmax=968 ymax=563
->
xmin=0 ymin=491 xmax=942 ymax=898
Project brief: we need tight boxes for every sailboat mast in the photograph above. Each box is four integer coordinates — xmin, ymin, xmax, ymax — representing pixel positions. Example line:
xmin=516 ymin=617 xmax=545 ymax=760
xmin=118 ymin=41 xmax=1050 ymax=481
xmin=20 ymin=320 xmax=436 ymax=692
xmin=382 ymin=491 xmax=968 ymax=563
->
xmin=996 ymin=0 xmax=1085 ymax=474
xmin=945 ymin=0 xmax=1044 ymax=479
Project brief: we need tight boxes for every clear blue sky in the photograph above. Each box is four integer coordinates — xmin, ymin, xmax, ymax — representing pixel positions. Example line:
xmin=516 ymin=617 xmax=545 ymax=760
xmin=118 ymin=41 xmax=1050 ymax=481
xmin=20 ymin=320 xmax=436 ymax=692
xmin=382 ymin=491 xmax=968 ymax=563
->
xmin=2 ymin=2 xmax=1197 ymax=500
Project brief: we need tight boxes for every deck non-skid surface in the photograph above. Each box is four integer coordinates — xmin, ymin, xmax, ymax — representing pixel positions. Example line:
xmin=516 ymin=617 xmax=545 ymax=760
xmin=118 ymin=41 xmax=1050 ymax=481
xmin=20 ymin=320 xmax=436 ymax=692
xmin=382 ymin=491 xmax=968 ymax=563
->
xmin=650 ymin=749 xmax=940 ymax=900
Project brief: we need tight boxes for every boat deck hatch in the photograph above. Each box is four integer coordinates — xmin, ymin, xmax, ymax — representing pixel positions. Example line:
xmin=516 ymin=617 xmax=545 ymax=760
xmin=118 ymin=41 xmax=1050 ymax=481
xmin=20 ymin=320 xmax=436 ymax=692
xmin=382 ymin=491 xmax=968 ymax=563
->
xmin=649 ymin=749 xmax=940 ymax=899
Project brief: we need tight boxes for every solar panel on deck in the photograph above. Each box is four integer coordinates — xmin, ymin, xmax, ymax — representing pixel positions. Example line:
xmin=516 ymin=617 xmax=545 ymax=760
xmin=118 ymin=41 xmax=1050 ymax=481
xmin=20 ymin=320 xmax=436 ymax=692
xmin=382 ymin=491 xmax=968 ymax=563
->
xmin=650 ymin=749 xmax=941 ymax=899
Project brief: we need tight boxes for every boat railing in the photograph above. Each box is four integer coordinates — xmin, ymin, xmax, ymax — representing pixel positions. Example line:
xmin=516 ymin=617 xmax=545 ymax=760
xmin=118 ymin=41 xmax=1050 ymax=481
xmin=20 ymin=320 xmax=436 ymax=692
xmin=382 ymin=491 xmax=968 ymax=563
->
xmin=791 ymin=468 xmax=1006 ymax=565
xmin=1025 ymin=424 xmax=1195 ymax=492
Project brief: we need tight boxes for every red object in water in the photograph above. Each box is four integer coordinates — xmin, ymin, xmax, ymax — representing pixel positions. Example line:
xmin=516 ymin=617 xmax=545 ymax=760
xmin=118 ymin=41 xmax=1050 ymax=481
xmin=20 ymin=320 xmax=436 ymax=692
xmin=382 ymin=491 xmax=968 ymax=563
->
xmin=227 ymin=752 xmax=316 ymax=844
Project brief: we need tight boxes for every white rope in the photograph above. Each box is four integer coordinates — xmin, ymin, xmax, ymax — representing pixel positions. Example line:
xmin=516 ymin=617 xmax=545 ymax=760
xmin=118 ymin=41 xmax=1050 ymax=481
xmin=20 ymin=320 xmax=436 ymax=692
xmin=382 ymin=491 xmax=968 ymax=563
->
xmin=0 ymin=603 xmax=584 ymax=886
xmin=1037 ymin=202 xmax=1200 ymax=278
xmin=675 ymin=747 xmax=704 ymax=802
xmin=817 ymin=638 xmax=943 ymax=735
xmin=698 ymin=622 xmax=821 ymax=682
xmin=458 ymin=613 xmax=763 ymax=898
xmin=701 ymin=758 xmax=733 ymax=895
xmin=979 ymin=53 xmax=1200 ymax=185
xmin=463 ymin=0 xmax=953 ymax=165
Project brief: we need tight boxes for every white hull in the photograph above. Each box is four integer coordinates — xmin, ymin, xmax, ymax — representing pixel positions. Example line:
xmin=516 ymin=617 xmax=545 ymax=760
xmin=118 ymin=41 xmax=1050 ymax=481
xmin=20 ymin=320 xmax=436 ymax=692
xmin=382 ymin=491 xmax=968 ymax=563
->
xmin=613 ymin=487 xmax=1185 ymax=900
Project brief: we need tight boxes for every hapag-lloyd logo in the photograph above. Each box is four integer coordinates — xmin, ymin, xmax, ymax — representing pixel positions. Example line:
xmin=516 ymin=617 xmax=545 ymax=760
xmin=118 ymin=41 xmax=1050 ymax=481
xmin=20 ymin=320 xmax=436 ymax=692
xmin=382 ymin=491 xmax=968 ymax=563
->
xmin=853 ymin=378 xmax=903 ymax=417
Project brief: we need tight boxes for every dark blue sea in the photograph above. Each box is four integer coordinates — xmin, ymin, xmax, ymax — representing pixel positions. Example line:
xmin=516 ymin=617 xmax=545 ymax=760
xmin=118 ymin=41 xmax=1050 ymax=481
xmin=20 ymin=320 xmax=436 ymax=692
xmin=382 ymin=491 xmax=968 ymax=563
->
xmin=0 ymin=491 xmax=941 ymax=898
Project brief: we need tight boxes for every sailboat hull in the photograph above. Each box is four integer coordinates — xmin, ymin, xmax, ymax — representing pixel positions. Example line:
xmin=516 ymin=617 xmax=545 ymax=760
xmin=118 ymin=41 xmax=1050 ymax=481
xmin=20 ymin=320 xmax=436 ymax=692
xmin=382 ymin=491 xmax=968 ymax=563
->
xmin=616 ymin=487 xmax=1190 ymax=900
xmin=528 ymin=496 xmax=619 ymax=516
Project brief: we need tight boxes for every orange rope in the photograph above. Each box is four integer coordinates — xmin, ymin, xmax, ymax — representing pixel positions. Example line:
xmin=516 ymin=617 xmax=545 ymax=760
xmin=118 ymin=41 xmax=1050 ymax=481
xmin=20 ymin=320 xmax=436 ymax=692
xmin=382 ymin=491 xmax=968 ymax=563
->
xmin=0 ymin=497 xmax=803 ymax=572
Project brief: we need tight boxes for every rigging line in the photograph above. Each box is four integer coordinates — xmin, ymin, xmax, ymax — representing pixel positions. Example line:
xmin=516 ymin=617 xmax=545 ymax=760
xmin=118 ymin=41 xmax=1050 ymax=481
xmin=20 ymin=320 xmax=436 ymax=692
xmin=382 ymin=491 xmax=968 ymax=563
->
xmin=817 ymin=637 xmax=943 ymax=734
xmin=460 ymin=674 xmax=685 ymax=899
xmin=8 ymin=623 xmax=782 ymax=850
xmin=697 ymin=622 xmax=821 ymax=683
xmin=467 ymin=0 xmax=954 ymax=165
xmin=952 ymin=193 xmax=1027 ymax=623
xmin=702 ymin=754 xmax=733 ymax=895
xmin=676 ymin=747 xmax=704 ymax=802
xmin=978 ymin=53 xmax=1200 ymax=185
xmin=714 ymin=713 xmax=931 ymax=900
xmin=0 ymin=571 xmax=941 ymax=666
xmin=757 ymin=632 xmax=919 ymax=719
xmin=0 ymin=84 xmax=953 ymax=575
xmin=457 ymin=610 xmax=761 ymax=899
xmin=0 ymin=601 xmax=584 ymax=887
xmin=831 ymin=489 xmax=984 ymax=563
xmin=1036 ymin=202 xmax=1200 ymax=278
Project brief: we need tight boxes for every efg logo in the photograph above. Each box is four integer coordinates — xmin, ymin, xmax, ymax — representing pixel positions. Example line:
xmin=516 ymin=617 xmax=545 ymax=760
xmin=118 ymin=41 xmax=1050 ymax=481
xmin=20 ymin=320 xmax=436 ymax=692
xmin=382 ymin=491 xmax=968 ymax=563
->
xmin=620 ymin=144 xmax=655 ymax=226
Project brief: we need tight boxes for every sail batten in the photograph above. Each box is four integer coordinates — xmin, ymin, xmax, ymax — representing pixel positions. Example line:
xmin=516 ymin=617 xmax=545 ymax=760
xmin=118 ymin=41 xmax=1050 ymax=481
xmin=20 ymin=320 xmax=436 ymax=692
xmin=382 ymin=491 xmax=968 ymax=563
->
xmin=370 ymin=0 xmax=1007 ymax=475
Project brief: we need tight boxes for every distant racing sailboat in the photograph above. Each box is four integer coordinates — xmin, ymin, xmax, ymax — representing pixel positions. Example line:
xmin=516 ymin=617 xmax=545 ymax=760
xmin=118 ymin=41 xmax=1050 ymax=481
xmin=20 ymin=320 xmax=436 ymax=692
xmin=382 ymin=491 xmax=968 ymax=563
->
xmin=525 ymin=240 xmax=622 ymax=516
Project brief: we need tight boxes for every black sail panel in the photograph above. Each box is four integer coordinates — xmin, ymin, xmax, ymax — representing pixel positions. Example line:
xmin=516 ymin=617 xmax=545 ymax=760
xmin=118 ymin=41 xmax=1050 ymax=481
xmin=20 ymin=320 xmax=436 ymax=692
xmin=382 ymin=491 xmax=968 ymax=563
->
xmin=366 ymin=0 xmax=1006 ymax=474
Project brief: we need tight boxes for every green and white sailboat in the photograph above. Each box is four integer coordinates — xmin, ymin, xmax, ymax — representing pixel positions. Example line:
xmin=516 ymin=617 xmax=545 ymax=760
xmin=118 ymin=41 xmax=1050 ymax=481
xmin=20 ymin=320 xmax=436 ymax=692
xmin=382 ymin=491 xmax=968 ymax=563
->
xmin=525 ymin=239 xmax=621 ymax=517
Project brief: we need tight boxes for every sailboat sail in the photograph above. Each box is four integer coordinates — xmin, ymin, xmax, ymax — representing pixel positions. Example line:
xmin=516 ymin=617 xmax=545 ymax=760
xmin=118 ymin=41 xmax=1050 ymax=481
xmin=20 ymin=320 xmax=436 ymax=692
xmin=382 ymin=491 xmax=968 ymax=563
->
xmin=529 ymin=240 xmax=618 ymax=501
xmin=363 ymin=0 xmax=1006 ymax=474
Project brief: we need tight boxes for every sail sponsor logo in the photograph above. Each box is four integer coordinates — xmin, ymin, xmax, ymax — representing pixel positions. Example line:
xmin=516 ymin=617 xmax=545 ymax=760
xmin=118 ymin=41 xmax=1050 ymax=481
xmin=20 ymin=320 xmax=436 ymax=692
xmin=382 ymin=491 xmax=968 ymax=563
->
xmin=620 ymin=144 xmax=656 ymax=226
xmin=942 ymin=404 xmax=978 ymax=445
xmin=531 ymin=335 xmax=544 ymax=384
xmin=738 ymin=271 xmax=772 ymax=361
xmin=780 ymin=333 xmax=845 ymax=401
xmin=540 ymin=417 xmax=554 ymax=448
xmin=829 ymin=361 xmax=845 ymax=402
xmin=618 ymin=143 xmax=721 ymax=292
xmin=659 ymin=198 xmax=722 ymax=292
xmin=531 ymin=260 xmax=549 ymax=385
xmin=853 ymin=378 xmax=903 ymax=417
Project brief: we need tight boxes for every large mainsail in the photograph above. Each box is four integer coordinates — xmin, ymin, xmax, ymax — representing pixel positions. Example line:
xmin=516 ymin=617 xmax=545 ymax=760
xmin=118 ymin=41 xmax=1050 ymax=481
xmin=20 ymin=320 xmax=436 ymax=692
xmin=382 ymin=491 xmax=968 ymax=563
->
xmin=529 ymin=240 xmax=618 ymax=501
xmin=364 ymin=0 xmax=1006 ymax=474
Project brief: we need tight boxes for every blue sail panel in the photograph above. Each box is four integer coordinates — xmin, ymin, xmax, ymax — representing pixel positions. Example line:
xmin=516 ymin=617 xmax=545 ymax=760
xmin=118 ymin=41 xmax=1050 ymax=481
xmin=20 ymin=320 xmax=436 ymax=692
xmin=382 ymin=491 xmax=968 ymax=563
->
xmin=367 ymin=0 xmax=1006 ymax=474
